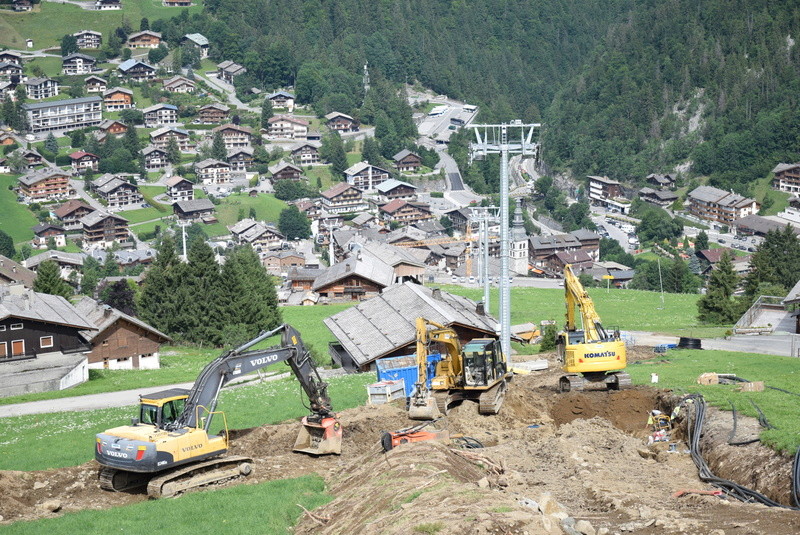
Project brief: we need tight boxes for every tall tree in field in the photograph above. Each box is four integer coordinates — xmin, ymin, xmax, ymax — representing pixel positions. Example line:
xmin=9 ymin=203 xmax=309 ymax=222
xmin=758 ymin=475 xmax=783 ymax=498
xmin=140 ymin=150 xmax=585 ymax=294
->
xmin=744 ymin=225 xmax=800 ymax=298
xmin=320 ymin=131 xmax=347 ymax=178
xmin=260 ymin=98 xmax=273 ymax=130
xmin=33 ymin=260 xmax=73 ymax=299
xmin=123 ymin=125 xmax=141 ymax=154
xmin=80 ymin=255 xmax=102 ymax=296
xmin=44 ymin=133 xmax=59 ymax=155
xmin=60 ymin=34 xmax=78 ymax=56
xmin=0 ymin=230 xmax=15 ymax=259
xmin=694 ymin=230 xmax=709 ymax=252
xmin=138 ymin=236 xmax=183 ymax=337
xmin=183 ymin=239 xmax=225 ymax=344
xmin=697 ymin=251 xmax=740 ymax=324
xmin=166 ymin=136 xmax=181 ymax=165
xmin=100 ymin=280 xmax=138 ymax=316
xmin=278 ymin=206 xmax=311 ymax=239
xmin=210 ymin=132 xmax=227 ymax=161
xmin=361 ymin=136 xmax=383 ymax=166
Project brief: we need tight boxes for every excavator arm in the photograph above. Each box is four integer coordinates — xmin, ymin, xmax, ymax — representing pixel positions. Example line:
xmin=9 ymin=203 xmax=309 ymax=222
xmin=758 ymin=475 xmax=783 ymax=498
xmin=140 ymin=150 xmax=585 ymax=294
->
xmin=563 ymin=264 xmax=611 ymax=343
xmin=169 ymin=324 xmax=333 ymax=432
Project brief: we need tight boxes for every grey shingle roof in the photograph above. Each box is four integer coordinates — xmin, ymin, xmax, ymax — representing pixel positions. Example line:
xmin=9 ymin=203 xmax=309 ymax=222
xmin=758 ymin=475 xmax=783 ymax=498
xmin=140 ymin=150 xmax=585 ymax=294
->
xmin=323 ymin=282 xmax=497 ymax=366
xmin=175 ymin=198 xmax=215 ymax=213
xmin=376 ymin=178 xmax=417 ymax=193
xmin=0 ymin=255 xmax=36 ymax=287
xmin=24 ymin=250 xmax=85 ymax=269
xmin=0 ymin=288 xmax=95 ymax=330
xmin=312 ymin=254 xmax=394 ymax=291
xmin=17 ymin=167 xmax=68 ymax=186
xmin=183 ymin=33 xmax=208 ymax=46
xmin=22 ymin=95 xmax=101 ymax=111
xmin=81 ymin=210 xmax=128 ymax=227
xmin=74 ymin=296 xmax=170 ymax=343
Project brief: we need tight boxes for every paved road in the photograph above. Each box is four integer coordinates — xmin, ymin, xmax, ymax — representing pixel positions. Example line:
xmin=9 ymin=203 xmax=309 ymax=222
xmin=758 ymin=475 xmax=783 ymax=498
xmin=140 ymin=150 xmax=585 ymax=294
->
xmin=200 ymin=73 xmax=260 ymax=113
xmin=70 ymin=178 xmax=105 ymax=211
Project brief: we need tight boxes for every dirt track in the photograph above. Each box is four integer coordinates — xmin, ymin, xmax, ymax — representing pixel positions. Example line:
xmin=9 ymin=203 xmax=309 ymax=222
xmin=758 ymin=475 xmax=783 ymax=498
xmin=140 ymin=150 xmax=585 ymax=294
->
xmin=2 ymin=349 xmax=800 ymax=534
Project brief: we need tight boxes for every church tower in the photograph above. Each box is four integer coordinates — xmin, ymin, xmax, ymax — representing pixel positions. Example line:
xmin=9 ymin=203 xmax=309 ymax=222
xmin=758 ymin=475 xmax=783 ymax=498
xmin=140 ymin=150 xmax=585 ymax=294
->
xmin=511 ymin=198 xmax=529 ymax=275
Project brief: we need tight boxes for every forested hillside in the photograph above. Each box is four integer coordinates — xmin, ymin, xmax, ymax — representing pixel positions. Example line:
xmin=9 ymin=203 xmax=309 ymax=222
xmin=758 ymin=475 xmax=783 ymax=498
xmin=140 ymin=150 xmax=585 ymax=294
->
xmin=155 ymin=0 xmax=630 ymax=122
xmin=543 ymin=0 xmax=800 ymax=193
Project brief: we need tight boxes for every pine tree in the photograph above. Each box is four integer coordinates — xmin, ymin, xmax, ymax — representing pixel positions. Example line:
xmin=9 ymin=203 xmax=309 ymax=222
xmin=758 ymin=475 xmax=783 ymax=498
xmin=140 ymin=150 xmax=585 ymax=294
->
xmin=0 ymin=230 xmax=15 ymax=258
xmin=138 ymin=236 xmax=182 ymax=336
xmin=184 ymin=239 xmax=224 ymax=344
xmin=103 ymin=253 xmax=120 ymax=277
xmin=744 ymin=225 xmax=800 ymax=297
xmin=166 ymin=136 xmax=181 ymax=165
xmin=80 ymin=255 xmax=102 ymax=296
xmin=123 ymin=125 xmax=141 ymax=154
xmin=361 ymin=137 xmax=383 ymax=166
xmin=44 ymin=133 xmax=59 ymax=154
xmin=260 ymin=99 xmax=273 ymax=130
xmin=100 ymin=280 xmax=137 ymax=316
xmin=694 ymin=230 xmax=709 ymax=252
xmin=278 ymin=206 xmax=311 ymax=239
xmin=33 ymin=260 xmax=73 ymax=299
xmin=697 ymin=251 xmax=740 ymax=324
xmin=320 ymin=131 xmax=347 ymax=178
xmin=210 ymin=132 xmax=227 ymax=161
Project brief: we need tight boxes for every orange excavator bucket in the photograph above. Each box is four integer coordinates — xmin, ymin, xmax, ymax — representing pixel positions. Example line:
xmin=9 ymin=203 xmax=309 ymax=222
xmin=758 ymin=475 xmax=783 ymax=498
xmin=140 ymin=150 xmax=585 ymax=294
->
xmin=293 ymin=416 xmax=342 ymax=455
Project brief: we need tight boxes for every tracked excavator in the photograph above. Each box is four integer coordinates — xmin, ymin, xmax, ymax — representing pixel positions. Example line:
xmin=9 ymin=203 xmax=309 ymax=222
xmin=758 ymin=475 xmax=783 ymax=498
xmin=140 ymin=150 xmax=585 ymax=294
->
xmin=95 ymin=324 xmax=341 ymax=498
xmin=557 ymin=264 xmax=630 ymax=392
xmin=409 ymin=317 xmax=511 ymax=420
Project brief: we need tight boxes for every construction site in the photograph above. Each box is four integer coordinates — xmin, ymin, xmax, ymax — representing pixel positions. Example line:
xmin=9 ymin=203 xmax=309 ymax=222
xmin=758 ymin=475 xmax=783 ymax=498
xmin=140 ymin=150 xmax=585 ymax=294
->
xmin=1 ymin=344 xmax=800 ymax=534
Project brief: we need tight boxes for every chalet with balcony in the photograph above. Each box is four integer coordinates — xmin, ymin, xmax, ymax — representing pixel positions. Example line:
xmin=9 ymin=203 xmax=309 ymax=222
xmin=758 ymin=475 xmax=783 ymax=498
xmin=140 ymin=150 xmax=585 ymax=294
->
xmin=102 ymin=87 xmax=134 ymax=110
xmin=91 ymin=174 xmax=143 ymax=210
xmin=15 ymin=148 xmax=45 ymax=169
xmin=165 ymin=175 xmax=193 ymax=202
xmin=325 ymin=112 xmax=359 ymax=132
xmin=162 ymin=75 xmax=195 ymax=93
xmin=312 ymin=254 xmax=394 ymax=302
xmin=646 ymin=173 xmax=676 ymax=189
xmin=212 ymin=123 xmax=252 ymax=149
xmin=149 ymin=126 xmax=190 ymax=151
xmin=73 ymin=30 xmax=102 ymax=49
xmin=0 ymin=255 xmax=35 ymax=288
xmin=143 ymin=103 xmax=179 ymax=127
xmin=267 ymin=90 xmax=295 ymax=111
xmin=52 ymin=199 xmax=95 ymax=231
xmin=195 ymin=158 xmax=231 ymax=184
xmin=12 ymin=0 xmax=33 ymax=11
xmin=320 ymin=182 xmax=368 ymax=214
xmin=197 ymin=103 xmax=229 ymax=124
xmin=127 ymin=31 xmax=161 ymax=49
xmin=392 ymin=149 xmax=422 ymax=172
xmin=142 ymin=145 xmax=168 ymax=170
xmin=0 ymin=287 xmax=94 ymax=364
xmin=687 ymin=185 xmax=759 ymax=227
xmin=291 ymin=141 xmax=321 ymax=165
xmin=0 ymin=61 xmax=23 ymax=81
xmin=68 ymin=151 xmax=99 ymax=173
xmin=117 ymin=59 xmax=156 ymax=82
xmin=228 ymin=219 xmax=284 ymax=251
xmin=772 ymin=163 xmax=800 ymax=193
xmin=380 ymin=199 xmax=433 ymax=225
xmin=24 ymin=251 xmax=84 ymax=281
xmin=376 ymin=178 xmax=417 ymax=202
xmin=546 ymin=249 xmax=594 ymax=273
xmin=24 ymin=96 xmax=102 ymax=134
xmin=0 ymin=51 xmax=22 ymax=66
xmin=227 ymin=147 xmax=253 ymax=172
xmin=345 ymin=161 xmax=391 ymax=191
xmin=181 ymin=33 xmax=209 ymax=58
xmin=639 ymin=187 xmax=679 ymax=207
xmin=62 ymin=53 xmax=97 ymax=76
xmin=81 ymin=210 xmax=130 ymax=248
xmin=217 ymin=60 xmax=246 ymax=83
xmin=268 ymin=160 xmax=302 ymax=181
xmin=267 ymin=115 xmax=308 ymax=139
xmin=95 ymin=0 xmax=122 ymax=10
xmin=85 ymin=75 xmax=107 ymax=93
xmin=262 ymin=250 xmax=305 ymax=275
xmin=24 ymin=77 xmax=59 ymax=100
xmin=97 ymin=119 xmax=127 ymax=138
xmin=173 ymin=198 xmax=216 ymax=221
xmin=18 ymin=168 xmax=71 ymax=201
xmin=75 ymin=297 xmax=170 ymax=370
xmin=588 ymin=175 xmax=630 ymax=214
xmin=32 ymin=223 xmax=66 ymax=249
xmin=529 ymin=233 xmax=582 ymax=267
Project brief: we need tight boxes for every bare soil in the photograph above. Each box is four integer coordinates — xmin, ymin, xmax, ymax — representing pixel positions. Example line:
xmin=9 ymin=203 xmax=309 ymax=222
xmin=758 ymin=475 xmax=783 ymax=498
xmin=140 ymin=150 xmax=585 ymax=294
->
xmin=2 ymin=349 xmax=800 ymax=534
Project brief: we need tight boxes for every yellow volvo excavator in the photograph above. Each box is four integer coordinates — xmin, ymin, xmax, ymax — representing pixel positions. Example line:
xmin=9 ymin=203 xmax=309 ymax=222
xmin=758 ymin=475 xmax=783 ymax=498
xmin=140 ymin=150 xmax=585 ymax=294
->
xmin=95 ymin=324 xmax=341 ymax=498
xmin=409 ymin=317 xmax=511 ymax=419
xmin=557 ymin=265 xmax=630 ymax=392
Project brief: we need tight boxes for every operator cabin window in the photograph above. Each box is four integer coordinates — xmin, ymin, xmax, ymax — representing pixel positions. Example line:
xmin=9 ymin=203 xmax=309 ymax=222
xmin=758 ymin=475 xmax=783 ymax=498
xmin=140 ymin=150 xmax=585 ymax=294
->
xmin=40 ymin=336 xmax=53 ymax=349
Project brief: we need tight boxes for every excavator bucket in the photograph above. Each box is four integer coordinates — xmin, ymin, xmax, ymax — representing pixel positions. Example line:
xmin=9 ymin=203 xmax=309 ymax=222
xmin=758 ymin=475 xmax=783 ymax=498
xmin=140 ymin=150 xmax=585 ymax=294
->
xmin=294 ymin=416 xmax=342 ymax=455
xmin=408 ymin=392 xmax=441 ymax=420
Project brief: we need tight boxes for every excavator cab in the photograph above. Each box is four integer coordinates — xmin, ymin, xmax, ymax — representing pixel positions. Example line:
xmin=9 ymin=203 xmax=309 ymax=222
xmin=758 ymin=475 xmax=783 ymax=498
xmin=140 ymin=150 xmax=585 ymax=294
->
xmin=463 ymin=339 xmax=503 ymax=387
xmin=138 ymin=389 xmax=190 ymax=429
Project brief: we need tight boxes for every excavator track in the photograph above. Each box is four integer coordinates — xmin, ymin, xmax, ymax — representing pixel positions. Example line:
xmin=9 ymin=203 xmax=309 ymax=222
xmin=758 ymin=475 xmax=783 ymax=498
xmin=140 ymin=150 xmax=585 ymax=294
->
xmin=558 ymin=374 xmax=585 ymax=393
xmin=146 ymin=455 xmax=253 ymax=498
xmin=99 ymin=467 xmax=151 ymax=492
xmin=433 ymin=391 xmax=452 ymax=415
xmin=606 ymin=372 xmax=632 ymax=390
xmin=478 ymin=380 xmax=508 ymax=415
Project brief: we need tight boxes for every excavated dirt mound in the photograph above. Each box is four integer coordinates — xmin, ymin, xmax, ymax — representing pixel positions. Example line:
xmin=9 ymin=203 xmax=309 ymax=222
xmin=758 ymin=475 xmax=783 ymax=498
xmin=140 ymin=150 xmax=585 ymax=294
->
xmin=3 ymin=360 xmax=800 ymax=534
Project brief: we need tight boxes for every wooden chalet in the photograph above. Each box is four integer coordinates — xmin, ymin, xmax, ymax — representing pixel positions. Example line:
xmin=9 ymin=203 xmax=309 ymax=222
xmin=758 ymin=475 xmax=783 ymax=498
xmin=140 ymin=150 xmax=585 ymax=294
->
xmin=268 ymin=160 xmax=302 ymax=181
xmin=165 ymin=175 xmax=194 ymax=202
xmin=73 ymin=30 xmax=102 ymax=49
xmin=52 ymin=199 xmax=95 ymax=231
xmin=143 ymin=103 xmax=179 ymax=127
xmin=312 ymin=254 xmax=394 ymax=301
xmin=182 ymin=33 xmax=209 ymax=58
xmin=345 ymin=161 xmax=391 ymax=191
xmin=0 ymin=255 xmax=36 ymax=288
xmin=173 ymin=198 xmax=216 ymax=222
xmin=211 ymin=123 xmax=253 ymax=149
xmin=195 ymin=159 xmax=231 ymax=184
xmin=81 ymin=210 xmax=130 ymax=248
xmin=68 ymin=151 xmax=99 ymax=173
xmin=91 ymin=174 xmax=143 ymax=210
xmin=17 ymin=168 xmax=71 ymax=201
xmin=32 ymin=223 xmax=66 ymax=249
xmin=379 ymin=199 xmax=433 ymax=224
xmin=267 ymin=90 xmax=295 ymax=111
xmin=392 ymin=149 xmax=422 ymax=172
xmin=162 ymin=75 xmax=196 ymax=93
xmin=291 ymin=141 xmax=321 ymax=165
xmin=227 ymin=147 xmax=254 ymax=172
xmin=320 ymin=182 xmax=368 ymax=214
xmin=117 ymin=59 xmax=156 ymax=82
xmin=150 ymin=126 xmax=191 ymax=151
xmin=376 ymin=178 xmax=418 ymax=202
xmin=142 ymin=145 xmax=168 ymax=170
xmin=197 ymin=103 xmax=230 ymax=124
xmin=62 ymin=53 xmax=97 ymax=76
xmin=102 ymin=87 xmax=134 ymax=110
xmin=325 ymin=112 xmax=359 ymax=132
xmin=97 ymin=119 xmax=127 ymax=137
xmin=267 ymin=115 xmax=308 ymax=139
xmin=85 ymin=75 xmax=108 ymax=93
xmin=126 ymin=30 xmax=162 ymax=49
xmin=217 ymin=60 xmax=246 ymax=83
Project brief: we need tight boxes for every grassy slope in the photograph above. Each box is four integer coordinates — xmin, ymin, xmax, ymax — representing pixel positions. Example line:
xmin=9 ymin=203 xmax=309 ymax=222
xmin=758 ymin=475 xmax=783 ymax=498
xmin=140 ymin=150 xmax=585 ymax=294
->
xmin=0 ymin=372 xmax=372 ymax=471
xmin=0 ymin=1 xmax=202 ymax=50
xmin=1 ymin=474 xmax=331 ymax=535
xmin=627 ymin=349 xmax=800 ymax=452
xmin=0 ymin=173 xmax=39 ymax=244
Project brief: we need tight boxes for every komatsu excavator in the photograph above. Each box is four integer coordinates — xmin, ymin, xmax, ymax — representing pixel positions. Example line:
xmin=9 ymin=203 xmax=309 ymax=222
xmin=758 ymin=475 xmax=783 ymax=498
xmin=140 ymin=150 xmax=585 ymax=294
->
xmin=95 ymin=324 xmax=341 ymax=498
xmin=409 ymin=317 xmax=511 ymax=420
xmin=557 ymin=264 xmax=630 ymax=392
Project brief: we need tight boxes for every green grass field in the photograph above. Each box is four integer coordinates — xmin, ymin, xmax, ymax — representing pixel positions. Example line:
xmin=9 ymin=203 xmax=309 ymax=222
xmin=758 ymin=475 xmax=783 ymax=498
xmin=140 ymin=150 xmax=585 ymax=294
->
xmin=753 ymin=174 xmax=790 ymax=216
xmin=0 ymin=1 xmax=203 ymax=50
xmin=0 ymin=372 xmax=372 ymax=471
xmin=213 ymin=192 xmax=288 ymax=227
xmin=1 ymin=474 xmax=331 ymax=535
xmin=627 ymin=349 xmax=800 ymax=452
xmin=0 ymin=173 xmax=39 ymax=244
xmin=24 ymin=56 xmax=63 ymax=78
xmin=305 ymin=164 xmax=335 ymax=191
